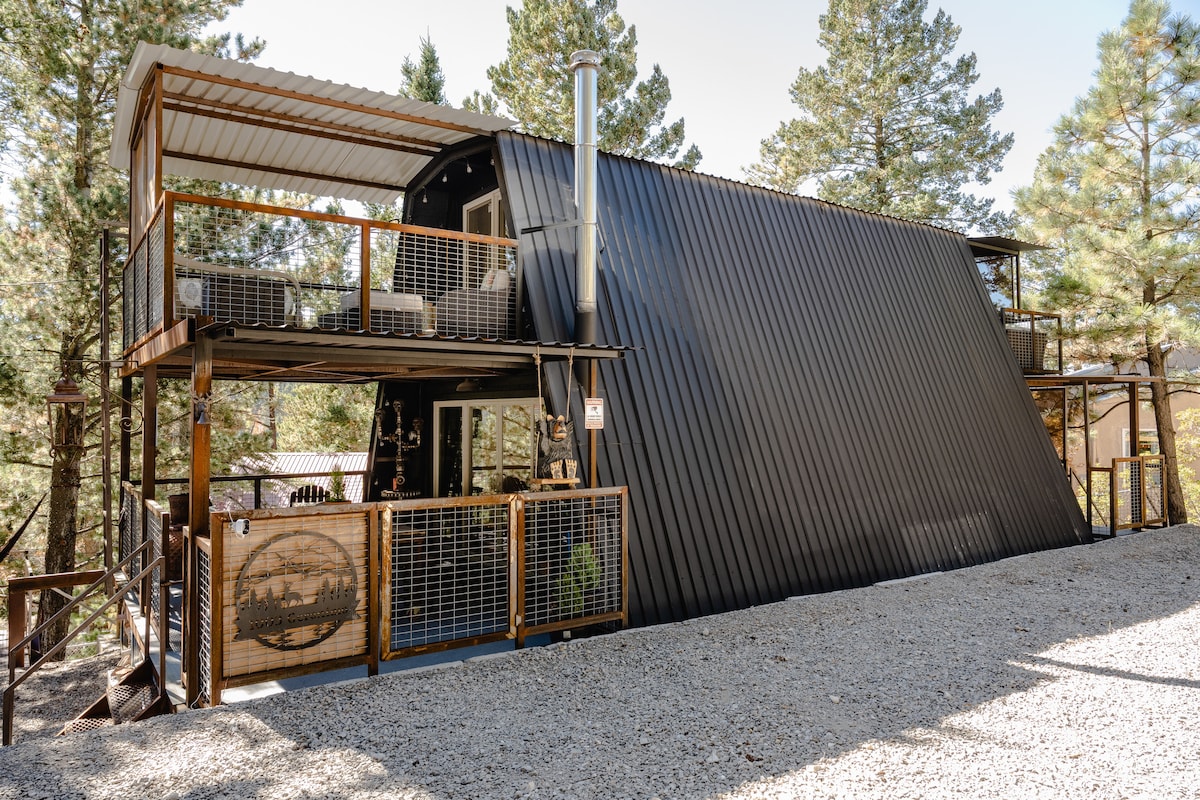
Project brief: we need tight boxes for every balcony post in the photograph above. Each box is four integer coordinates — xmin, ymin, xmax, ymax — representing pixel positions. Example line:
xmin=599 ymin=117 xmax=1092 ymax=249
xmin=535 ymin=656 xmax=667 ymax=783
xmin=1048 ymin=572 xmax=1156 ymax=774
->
xmin=163 ymin=194 xmax=175 ymax=327
xmin=360 ymin=222 xmax=371 ymax=330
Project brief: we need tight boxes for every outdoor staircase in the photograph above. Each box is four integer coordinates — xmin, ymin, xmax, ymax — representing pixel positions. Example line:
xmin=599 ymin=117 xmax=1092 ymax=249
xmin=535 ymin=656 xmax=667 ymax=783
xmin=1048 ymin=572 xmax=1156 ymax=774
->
xmin=58 ymin=657 xmax=172 ymax=735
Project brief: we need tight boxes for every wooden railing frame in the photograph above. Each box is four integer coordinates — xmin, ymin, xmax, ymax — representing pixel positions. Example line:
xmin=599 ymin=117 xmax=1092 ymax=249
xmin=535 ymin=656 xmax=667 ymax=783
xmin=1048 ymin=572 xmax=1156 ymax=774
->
xmin=3 ymin=542 xmax=163 ymax=745
xmin=1110 ymin=454 xmax=1166 ymax=536
xmin=122 ymin=190 xmax=520 ymax=351
xmin=191 ymin=488 xmax=628 ymax=705
xmin=1002 ymin=307 xmax=1064 ymax=375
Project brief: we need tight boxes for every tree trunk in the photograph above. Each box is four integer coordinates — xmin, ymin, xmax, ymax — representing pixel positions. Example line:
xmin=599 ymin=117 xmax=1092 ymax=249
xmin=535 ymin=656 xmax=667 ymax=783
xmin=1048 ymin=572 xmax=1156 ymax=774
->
xmin=36 ymin=394 xmax=85 ymax=660
xmin=1144 ymin=339 xmax=1188 ymax=524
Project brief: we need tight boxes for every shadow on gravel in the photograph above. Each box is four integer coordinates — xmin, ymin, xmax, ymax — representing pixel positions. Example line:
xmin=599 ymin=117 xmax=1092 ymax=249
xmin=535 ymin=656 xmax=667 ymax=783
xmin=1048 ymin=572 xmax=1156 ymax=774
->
xmin=1 ymin=527 xmax=1198 ymax=799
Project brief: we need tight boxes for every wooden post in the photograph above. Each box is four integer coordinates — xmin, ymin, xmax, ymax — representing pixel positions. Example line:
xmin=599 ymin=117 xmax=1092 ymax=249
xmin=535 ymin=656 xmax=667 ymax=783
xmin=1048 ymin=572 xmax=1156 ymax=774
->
xmin=367 ymin=508 xmax=379 ymax=677
xmin=514 ymin=495 xmax=526 ymax=649
xmin=359 ymin=222 xmax=371 ymax=330
xmin=100 ymin=229 xmax=113 ymax=589
xmin=7 ymin=588 xmax=27 ymax=671
xmin=1129 ymin=381 xmax=1140 ymax=457
xmin=588 ymin=360 xmax=598 ymax=489
xmin=185 ymin=333 xmax=213 ymax=707
xmin=140 ymin=366 xmax=158 ymax=614
xmin=1084 ymin=380 xmax=1093 ymax=529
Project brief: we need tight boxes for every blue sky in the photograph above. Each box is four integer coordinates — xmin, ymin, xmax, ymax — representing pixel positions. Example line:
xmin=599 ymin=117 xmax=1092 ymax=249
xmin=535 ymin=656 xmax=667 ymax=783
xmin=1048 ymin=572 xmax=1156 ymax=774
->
xmin=208 ymin=0 xmax=1194 ymax=212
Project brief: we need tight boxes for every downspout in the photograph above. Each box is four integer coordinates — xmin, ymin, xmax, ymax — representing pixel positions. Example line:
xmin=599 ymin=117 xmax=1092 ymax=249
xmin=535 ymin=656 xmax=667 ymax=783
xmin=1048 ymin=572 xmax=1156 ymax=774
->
xmin=570 ymin=50 xmax=600 ymax=345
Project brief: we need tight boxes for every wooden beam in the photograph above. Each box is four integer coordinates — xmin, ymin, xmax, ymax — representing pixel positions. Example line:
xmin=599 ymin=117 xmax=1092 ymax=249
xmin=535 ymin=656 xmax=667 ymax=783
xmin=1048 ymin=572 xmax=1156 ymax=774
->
xmin=162 ymin=150 xmax=404 ymax=195
xmin=161 ymin=65 xmax=491 ymax=136
xmin=120 ymin=320 xmax=191 ymax=377
xmin=161 ymin=95 xmax=444 ymax=153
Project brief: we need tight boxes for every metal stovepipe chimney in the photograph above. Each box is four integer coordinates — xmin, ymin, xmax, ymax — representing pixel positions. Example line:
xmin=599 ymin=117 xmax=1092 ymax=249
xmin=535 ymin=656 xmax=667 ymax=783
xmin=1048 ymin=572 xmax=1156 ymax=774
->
xmin=570 ymin=49 xmax=600 ymax=345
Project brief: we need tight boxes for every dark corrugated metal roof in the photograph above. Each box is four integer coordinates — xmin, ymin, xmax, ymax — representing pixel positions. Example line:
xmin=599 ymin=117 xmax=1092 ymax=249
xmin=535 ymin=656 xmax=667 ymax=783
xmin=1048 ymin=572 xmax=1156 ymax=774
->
xmin=498 ymin=132 xmax=1089 ymax=627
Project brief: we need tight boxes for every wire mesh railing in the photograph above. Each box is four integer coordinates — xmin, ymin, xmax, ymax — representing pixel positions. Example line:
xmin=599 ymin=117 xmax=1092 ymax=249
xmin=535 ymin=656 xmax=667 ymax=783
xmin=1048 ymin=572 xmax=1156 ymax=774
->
xmin=520 ymin=490 xmax=626 ymax=632
xmin=384 ymin=498 xmax=513 ymax=656
xmin=1001 ymin=308 xmax=1062 ymax=374
xmin=195 ymin=537 xmax=213 ymax=708
xmin=183 ymin=489 xmax=625 ymax=704
xmin=1113 ymin=455 xmax=1166 ymax=533
xmin=122 ymin=192 xmax=518 ymax=347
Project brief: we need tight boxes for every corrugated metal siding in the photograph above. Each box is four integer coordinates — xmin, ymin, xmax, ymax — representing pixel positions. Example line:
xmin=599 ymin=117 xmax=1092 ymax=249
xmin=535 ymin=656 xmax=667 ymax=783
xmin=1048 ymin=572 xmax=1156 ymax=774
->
xmin=498 ymin=132 xmax=1088 ymax=627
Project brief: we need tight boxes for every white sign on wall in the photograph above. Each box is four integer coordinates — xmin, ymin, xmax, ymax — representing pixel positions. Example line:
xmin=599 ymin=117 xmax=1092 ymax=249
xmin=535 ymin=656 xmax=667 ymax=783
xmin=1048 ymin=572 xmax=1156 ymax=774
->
xmin=584 ymin=397 xmax=605 ymax=430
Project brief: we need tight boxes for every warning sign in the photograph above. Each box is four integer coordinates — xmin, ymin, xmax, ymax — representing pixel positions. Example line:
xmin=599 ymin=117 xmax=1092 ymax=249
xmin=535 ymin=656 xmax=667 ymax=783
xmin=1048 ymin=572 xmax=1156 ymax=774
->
xmin=584 ymin=397 xmax=605 ymax=430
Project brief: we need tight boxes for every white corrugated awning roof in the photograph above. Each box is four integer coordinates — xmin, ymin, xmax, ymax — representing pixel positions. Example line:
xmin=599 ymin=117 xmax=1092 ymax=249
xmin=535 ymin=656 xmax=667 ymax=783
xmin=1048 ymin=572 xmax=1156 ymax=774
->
xmin=110 ymin=42 xmax=514 ymax=204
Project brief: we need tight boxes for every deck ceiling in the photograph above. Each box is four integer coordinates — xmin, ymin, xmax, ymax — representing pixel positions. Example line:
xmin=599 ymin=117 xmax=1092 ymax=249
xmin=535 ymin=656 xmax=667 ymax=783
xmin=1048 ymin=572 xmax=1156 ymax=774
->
xmin=111 ymin=43 xmax=514 ymax=204
xmin=121 ymin=322 xmax=623 ymax=382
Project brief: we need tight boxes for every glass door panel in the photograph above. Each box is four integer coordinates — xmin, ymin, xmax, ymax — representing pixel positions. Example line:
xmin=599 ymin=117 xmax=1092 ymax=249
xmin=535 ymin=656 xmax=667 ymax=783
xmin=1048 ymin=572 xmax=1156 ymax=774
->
xmin=434 ymin=398 xmax=539 ymax=497
xmin=470 ymin=406 xmax=498 ymax=495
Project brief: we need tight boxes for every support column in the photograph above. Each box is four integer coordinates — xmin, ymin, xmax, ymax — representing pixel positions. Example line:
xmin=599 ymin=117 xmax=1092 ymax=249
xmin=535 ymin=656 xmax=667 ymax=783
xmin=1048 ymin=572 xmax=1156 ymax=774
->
xmin=588 ymin=360 xmax=598 ymax=489
xmin=140 ymin=366 xmax=157 ymax=614
xmin=185 ymin=334 xmax=212 ymax=707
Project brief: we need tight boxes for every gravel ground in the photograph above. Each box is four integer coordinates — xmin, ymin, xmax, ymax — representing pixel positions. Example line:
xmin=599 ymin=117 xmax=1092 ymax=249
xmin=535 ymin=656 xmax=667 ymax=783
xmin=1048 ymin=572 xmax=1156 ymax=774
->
xmin=2 ymin=525 xmax=1199 ymax=800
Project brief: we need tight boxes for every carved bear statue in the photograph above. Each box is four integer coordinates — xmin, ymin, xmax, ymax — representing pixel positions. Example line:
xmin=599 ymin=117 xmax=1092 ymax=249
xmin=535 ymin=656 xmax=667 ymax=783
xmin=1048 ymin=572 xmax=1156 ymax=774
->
xmin=538 ymin=414 xmax=577 ymax=481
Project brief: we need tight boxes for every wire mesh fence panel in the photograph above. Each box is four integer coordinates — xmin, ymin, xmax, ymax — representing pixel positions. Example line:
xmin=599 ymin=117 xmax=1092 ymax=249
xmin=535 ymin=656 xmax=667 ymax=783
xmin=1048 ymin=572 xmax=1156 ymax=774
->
xmin=1114 ymin=459 xmax=1137 ymax=529
xmin=1112 ymin=457 xmax=1165 ymax=530
xmin=172 ymin=198 xmax=362 ymax=329
xmin=522 ymin=491 xmax=624 ymax=629
xmin=1034 ymin=314 xmax=1060 ymax=372
xmin=122 ymin=244 xmax=139 ymax=348
xmin=1143 ymin=456 xmax=1165 ymax=525
xmin=119 ymin=484 xmax=138 ymax=570
xmin=196 ymin=541 xmax=213 ymax=707
xmin=147 ymin=502 xmax=163 ymax=626
xmin=385 ymin=501 xmax=512 ymax=655
xmin=148 ymin=214 xmax=165 ymax=332
xmin=133 ymin=242 xmax=148 ymax=344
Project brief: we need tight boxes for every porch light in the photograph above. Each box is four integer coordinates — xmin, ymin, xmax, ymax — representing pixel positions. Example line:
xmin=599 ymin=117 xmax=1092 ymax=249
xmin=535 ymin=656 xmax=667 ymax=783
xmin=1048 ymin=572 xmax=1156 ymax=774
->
xmin=45 ymin=373 xmax=88 ymax=454
xmin=193 ymin=392 xmax=211 ymax=426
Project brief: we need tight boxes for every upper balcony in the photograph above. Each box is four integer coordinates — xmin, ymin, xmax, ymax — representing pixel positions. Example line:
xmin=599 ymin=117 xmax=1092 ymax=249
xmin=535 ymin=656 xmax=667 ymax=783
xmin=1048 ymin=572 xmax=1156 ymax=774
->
xmin=123 ymin=191 xmax=520 ymax=352
xmin=110 ymin=43 xmax=534 ymax=371
xmin=969 ymin=236 xmax=1063 ymax=376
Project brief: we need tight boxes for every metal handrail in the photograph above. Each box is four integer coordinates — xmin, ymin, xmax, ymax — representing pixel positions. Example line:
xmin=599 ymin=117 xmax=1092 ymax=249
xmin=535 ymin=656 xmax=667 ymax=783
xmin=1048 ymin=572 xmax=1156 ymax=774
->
xmin=3 ymin=541 xmax=163 ymax=745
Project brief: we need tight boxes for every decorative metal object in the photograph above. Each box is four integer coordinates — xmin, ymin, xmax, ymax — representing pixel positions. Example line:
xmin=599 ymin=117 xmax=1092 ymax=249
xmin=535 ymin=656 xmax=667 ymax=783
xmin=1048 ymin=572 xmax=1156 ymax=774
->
xmin=376 ymin=399 xmax=423 ymax=498
xmin=45 ymin=373 xmax=87 ymax=456
xmin=233 ymin=530 xmax=359 ymax=651
xmin=193 ymin=392 xmax=212 ymax=425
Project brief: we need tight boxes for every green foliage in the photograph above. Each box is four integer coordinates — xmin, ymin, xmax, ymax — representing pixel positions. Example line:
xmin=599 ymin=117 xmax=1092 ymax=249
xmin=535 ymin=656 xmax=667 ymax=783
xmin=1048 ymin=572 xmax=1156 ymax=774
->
xmin=485 ymin=0 xmax=700 ymax=169
xmin=1015 ymin=0 xmax=1200 ymax=524
xmin=400 ymin=34 xmax=447 ymax=104
xmin=328 ymin=466 xmax=346 ymax=502
xmin=1015 ymin=0 xmax=1200 ymax=360
xmin=747 ymin=0 xmax=1012 ymax=232
xmin=274 ymin=384 xmax=374 ymax=453
xmin=0 ymin=0 xmax=259 ymax=648
xmin=556 ymin=541 xmax=600 ymax=616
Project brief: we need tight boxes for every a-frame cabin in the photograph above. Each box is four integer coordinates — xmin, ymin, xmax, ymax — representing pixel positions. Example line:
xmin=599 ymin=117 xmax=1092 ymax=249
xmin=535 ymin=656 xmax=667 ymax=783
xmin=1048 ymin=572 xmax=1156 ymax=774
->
xmin=32 ymin=40 xmax=1091 ymax=720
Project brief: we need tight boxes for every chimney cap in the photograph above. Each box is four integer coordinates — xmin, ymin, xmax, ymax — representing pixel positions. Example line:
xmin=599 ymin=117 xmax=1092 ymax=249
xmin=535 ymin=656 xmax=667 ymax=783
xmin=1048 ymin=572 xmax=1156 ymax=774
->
xmin=569 ymin=50 xmax=601 ymax=70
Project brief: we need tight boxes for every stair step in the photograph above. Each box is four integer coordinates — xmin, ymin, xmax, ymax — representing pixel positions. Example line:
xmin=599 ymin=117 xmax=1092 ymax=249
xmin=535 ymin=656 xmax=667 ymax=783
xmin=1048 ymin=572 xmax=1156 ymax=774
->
xmin=109 ymin=680 xmax=156 ymax=724
xmin=59 ymin=716 xmax=114 ymax=735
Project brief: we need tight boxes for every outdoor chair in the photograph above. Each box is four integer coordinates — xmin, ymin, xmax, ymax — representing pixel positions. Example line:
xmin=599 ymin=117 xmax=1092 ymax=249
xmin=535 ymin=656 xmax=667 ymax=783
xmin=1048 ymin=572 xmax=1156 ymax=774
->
xmin=289 ymin=484 xmax=328 ymax=506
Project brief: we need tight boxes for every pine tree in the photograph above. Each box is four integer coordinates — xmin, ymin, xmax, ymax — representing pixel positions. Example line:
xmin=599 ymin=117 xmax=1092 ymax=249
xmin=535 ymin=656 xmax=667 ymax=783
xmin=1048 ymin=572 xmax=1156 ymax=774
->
xmin=747 ymin=0 xmax=1012 ymax=232
xmin=1015 ymin=0 xmax=1200 ymax=524
xmin=485 ymin=0 xmax=701 ymax=168
xmin=399 ymin=34 xmax=447 ymax=105
xmin=0 ymin=0 xmax=261 ymax=656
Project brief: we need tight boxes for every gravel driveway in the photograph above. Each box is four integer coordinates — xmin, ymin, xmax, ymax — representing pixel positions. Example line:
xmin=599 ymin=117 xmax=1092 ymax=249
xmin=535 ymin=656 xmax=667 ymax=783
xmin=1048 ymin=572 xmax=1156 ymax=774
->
xmin=2 ymin=525 xmax=1198 ymax=800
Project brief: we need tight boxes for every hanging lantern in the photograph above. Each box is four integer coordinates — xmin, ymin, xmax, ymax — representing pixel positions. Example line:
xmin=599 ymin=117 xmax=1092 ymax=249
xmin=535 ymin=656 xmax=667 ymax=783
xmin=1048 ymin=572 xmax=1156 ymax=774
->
xmin=45 ymin=374 xmax=88 ymax=454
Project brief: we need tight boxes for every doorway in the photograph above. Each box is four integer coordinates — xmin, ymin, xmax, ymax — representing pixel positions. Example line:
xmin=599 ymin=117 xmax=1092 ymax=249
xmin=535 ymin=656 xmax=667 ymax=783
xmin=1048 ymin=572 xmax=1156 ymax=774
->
xmin=434 ymin=398 xmax=539 ymax=497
